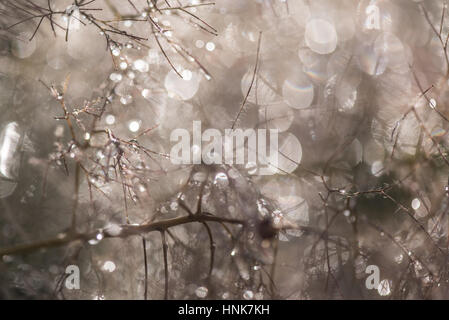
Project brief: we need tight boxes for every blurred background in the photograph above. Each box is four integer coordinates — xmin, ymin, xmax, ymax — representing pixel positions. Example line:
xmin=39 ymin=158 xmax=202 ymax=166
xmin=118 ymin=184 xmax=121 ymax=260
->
xmin=1 ymin=0 xmax=449 ymax=299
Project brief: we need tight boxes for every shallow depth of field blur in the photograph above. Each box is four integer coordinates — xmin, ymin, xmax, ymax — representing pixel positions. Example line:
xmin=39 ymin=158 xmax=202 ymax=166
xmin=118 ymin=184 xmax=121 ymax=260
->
xmin=2 ymin=0 xmax=449 ymax=299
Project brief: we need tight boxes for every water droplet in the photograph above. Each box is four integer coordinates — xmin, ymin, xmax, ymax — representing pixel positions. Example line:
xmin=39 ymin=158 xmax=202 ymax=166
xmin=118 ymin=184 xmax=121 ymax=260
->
xmin=195 ymin=286 xmax=208 ymax=298
xmin=422 ymin=275 xmax=432 ymax=285
xmin=112 ymin=48 xmax=120 ymax=56
xmin=57 ymin=232 xmax=67 ymax=239
xmin=195 ymin=40 xmax=204 ymax=48
xmin=193 ymin=171 xmax=207 ymax=183
xmin=105 ymin=114 xmax=115 ymax=125
xmin=371 ymin=160 xmax=384 ymax=177
xmin=127 ymin=71 xmax=135 ymax=79
xmin=182 ymin=69 xmax=193 ymax=81
xmin=0 ymin=122 xmax=20 ymax=179
xmin=102 ymin=261 xmax=116 ymax=272
xmin=395 ymin=254 xmax=403 ymax=264
xmin=170 ymin=201 xmax=179 ymax=211
xmin=245 ymin=162 xmax=257 ymax=175
xmin=2 ymin=255 xmax=13 ymax=263
xmin=120 ymin=95 xmax=133 ymax=105
xmin=109 ymin=73 xmax=123 ymax=82
xmin=164 ymin=69 xmax=201 ymax=100
xmin=378 ymin=279 xmax=392 ymax=296
xmin=54 ymin=125 xmax=64 ymax=137
xmin=243 ymin=290 xmax=254 ymax=300
xmin=429 ymin=98 xmax=437 ymax=109
xmin=0 ymin=122 xmax=20 ymax=198
xmin=119 ymin=62 xmax=128 ymax=70
xmin=206 ymin=42 xmax=215 ymax=51
xmin=129 ymin=121 xmax=140 ymax=132
xmin=305 ymin=19 xmax=338 ymax=55
xmin=214 ymin=172 xmax=229 ymax=188
xmin=133 ymin=59 xmax=149 ymax=73
xmin=282 ymin=73 xmax=314 ymax=110
xmin=105 ymin=224 xmax=122 ymax=237
xmin=141 ymin=89 xmax=151 ymax=99
xmin=88 ymin=239 xmax=99 ymax=245
xmin=411 ymin=198 xmax=421 ymax=210
xmin=89 ymin=231 xmax=104 ymax=245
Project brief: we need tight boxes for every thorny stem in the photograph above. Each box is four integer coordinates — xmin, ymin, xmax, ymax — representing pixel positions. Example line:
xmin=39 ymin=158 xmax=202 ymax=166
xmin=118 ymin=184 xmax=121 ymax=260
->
xmin=0 ymin=213 xmax=246 ymax=258
xmin=142 ymin=237 xmax=148 ymax=300
xmin=421 ymin=3 xmax=449 ymax=77
xmin=201 ymin=221 xmax=215 ymax=278
xmin=71 ymin=163 xmax=80 ymax=232
xmin=3 ymin=0 xmax=215 ymax=75
xmin=0 ymin=210 xmax=331 ymax=262
xmin=160 ymin=230 xmax=169 ymax=300
xmin=270 ymin=236 xmax=278 ymax=298
xmin=231 ymin=31 xmax=262 ymax=130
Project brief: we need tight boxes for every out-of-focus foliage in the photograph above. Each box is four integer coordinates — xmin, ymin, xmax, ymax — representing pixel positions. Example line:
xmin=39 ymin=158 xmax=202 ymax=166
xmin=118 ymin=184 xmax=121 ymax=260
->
xmin=1 ymin=0 xmax=449 ymax=300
